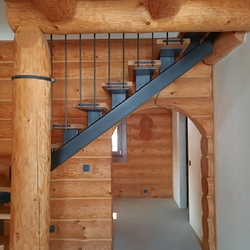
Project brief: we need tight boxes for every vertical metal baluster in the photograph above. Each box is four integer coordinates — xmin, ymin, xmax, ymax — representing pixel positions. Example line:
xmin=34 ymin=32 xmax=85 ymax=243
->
xmin=79 ymin=34 xmax=82 ymax=110
xmin=137 ymin=33 xmax=140 ymax=67
xmin=65 ymin=35 xmax=68 ymax=130
xmin=122 ymin=33 xmax=125 ymax=87
xmin=151 ymin=33 xmax=154 ymax=67
xmin=108 ymin=33 xmax=111 ymax=87
xmin=94 ymin=34 xmax=97 ymax=109
xmin=166 ymin=32 xmax=169 ymax=45
xmin=50 ymin=34 xmax=53 ymax=130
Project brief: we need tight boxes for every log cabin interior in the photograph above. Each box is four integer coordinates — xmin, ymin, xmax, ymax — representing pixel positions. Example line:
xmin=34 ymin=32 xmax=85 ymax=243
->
xmin=0 ymin=1 xmax=250 ymax=250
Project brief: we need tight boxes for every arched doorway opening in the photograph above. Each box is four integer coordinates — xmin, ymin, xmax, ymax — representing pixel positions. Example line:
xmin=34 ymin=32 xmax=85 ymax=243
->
xmin=112 ymin=103 xmax=216 ymax=250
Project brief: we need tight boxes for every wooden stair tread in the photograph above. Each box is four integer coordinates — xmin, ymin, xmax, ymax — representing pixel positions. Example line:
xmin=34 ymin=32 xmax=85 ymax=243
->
xmin=154 ymin=37 xmax=190 ymax=61
xmin=52 ymin=124 xmax=86 ymax=129
xmin=0 ymin=177 xmax=11 ymax=193
xmin=128 ymin=60 xmax=161 ymax=81
xmin=0 ymin=157 xmax=11 ymax=167
xmin=101 ymin=81 xmax=133 ymax=96
xmin=73 ymin=102 xmax=110 ymax=113
xmin=0 ymin=236 xmax=9 ymax=250
xmin=0 ymin=205 xmax=10 ymax=220
xmin=51 ymin=139 xmax=62 ymax=149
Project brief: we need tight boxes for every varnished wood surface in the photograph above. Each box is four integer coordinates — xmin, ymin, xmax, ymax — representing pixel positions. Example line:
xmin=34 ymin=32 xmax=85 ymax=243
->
xmin=6 ymin=0 xmax=250 ymax=33
xmin=49 ymin=219 xmax=111 ymax=239
xmin=10 ymin=26 xmax=51 ymax=250
xmin=0 ymin=157 xmax=11 ymax=166
xmin=32 ymin=0 xmax=76 ymax=21
xmin=113 ymin=108 xmax=173 ymax=198
xmin=148 ymin=0 xmax=183 ymax=18
xmin=0 ymin=236 xmax=9 ymax=250
xmin=50 ymin=198 xmax=112 ymax=220
xmin=204 ymin=32 xmax=246 ymax=65
xmin=0 ymin=205 xmax=10 ymax=220
xmin=50 ymin=239 xmax=112 ymax=250
xmin=0 ymin=176 xmax=11 ymax=192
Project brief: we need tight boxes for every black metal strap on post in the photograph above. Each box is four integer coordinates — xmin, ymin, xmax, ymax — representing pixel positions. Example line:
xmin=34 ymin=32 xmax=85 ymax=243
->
xmin=11 ymin=75 xmax=56 ymax=83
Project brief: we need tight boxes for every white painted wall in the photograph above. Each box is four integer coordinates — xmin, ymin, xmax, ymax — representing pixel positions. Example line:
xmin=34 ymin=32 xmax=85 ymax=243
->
xmin=188 ymin=119 xmax=203 ymax=241
xmin=172 ymin=111 xmax=181 ymax=207
xmin=214 ymin=33 xmax=250 ymax=250
xmin=0 ymin=2 xmax=14 ymax=41
xmin=172 ymin=111 xmax=187 ymax=209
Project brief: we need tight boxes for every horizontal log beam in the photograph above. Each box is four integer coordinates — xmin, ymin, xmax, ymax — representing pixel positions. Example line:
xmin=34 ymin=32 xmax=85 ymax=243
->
xmin=148 ymin=0 xmax=182 ymax=18
xmin=5 ymin=0 xmax=250 ymax=34
xmin=203 ymin=32 xmax=246 ymax=65
xmin=32 ymin=0 xmax=76 ymax=21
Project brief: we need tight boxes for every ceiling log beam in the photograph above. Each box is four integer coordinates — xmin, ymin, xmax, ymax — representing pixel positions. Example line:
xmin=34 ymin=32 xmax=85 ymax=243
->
xmin=148 ymin=0 xmax=182 ymax=18
xmin=32 ymin=0 xmax=77 ymax=21
xmin=203 ymin=32 xmax=246 ymax=65
xmin=5 ymin=0 xmax=250 ymax=34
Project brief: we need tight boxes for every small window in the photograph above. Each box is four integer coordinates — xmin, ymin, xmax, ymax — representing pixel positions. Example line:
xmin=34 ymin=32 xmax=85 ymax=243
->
xmin=112 ymin=120 xmax=127 ymax=162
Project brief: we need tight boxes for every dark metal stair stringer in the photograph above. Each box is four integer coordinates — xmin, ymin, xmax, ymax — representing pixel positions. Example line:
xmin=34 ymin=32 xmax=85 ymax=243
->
xmin=51 ymin=35 xmax=216 ymax=171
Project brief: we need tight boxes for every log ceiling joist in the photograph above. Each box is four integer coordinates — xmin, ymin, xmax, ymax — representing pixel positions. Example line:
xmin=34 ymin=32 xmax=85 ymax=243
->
xmin=5 ymin=0 xmax=250 ymax=34
xmin=32 ymin=0 xmax=76 ymax=21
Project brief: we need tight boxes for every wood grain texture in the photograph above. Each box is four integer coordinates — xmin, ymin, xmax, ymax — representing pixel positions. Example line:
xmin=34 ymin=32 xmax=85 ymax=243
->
xmin=113 ymin=163 xmax=172 ymax=177
xmin=204 ymin=32 xmax=246 ymax=65
xmin=113 ymin=185 xmax=172 ymax=198
xmin=0 ymin=176 xmax=11 ymax=192
xmin=50 ymin=180 xmax=111 ymax=198
xmin=50 ymin=239 xmax=112 ymax=250
xmin=0 ymin=81 xmax=12 ymax=100
xmin=0 ymin=120 xmax=11 ymax=138
xmin=51 ymin=157 xmax=112 ymax=179
xmin=0 ymin=236 xmax=9 ymax=250
xmin=74 ymin=137 xmax=111 ymax=157
xmin=50 ymin=39 xmax=156 ymax=62
xmin=149 ymin=0 xmax=183 ymax=18
xmin=159 ymin=77 xmax=212 ymax=98
xmin=0 ymin=42 xmax=14 ymax=62
xmin=49 ymin=220 xmax=111 ymax=239
xmin=113 ymin=107 xmax=172 ymax=198
xmin=50 ymin=198 xmax=112 ymax=220
xmin=32 ymin=0 xmax=76 ymax=21
xmin=0 ymin=140 xmax=11 ymax=156
xmin=0 ymin=101 xmax=12 ymax=119
xmin=10 ymin=26 xmax=51 ymax=250
xmin=0 ymin=205 xmax=10 ymax=220
xmin=6 ymin=0 xmax=250 ymax=34
xmin=0 ymin=157 xmax=11 ymax=167
xmin=4 ymin=221 xmax=10 ymax=236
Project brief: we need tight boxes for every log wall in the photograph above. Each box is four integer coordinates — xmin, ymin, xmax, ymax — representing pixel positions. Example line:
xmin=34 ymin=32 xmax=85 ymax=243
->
xmin=113 ymin=108 xmax=173 ymax=198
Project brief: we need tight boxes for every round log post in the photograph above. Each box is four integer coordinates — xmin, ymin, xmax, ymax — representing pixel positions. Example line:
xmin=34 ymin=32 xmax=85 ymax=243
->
xmin=10 ymin=26 xmax=51 ymax=250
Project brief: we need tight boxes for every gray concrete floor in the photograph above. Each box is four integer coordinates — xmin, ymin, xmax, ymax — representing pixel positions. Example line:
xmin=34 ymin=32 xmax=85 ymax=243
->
xmin=113 ymin=198 xmax=201 ymax=250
